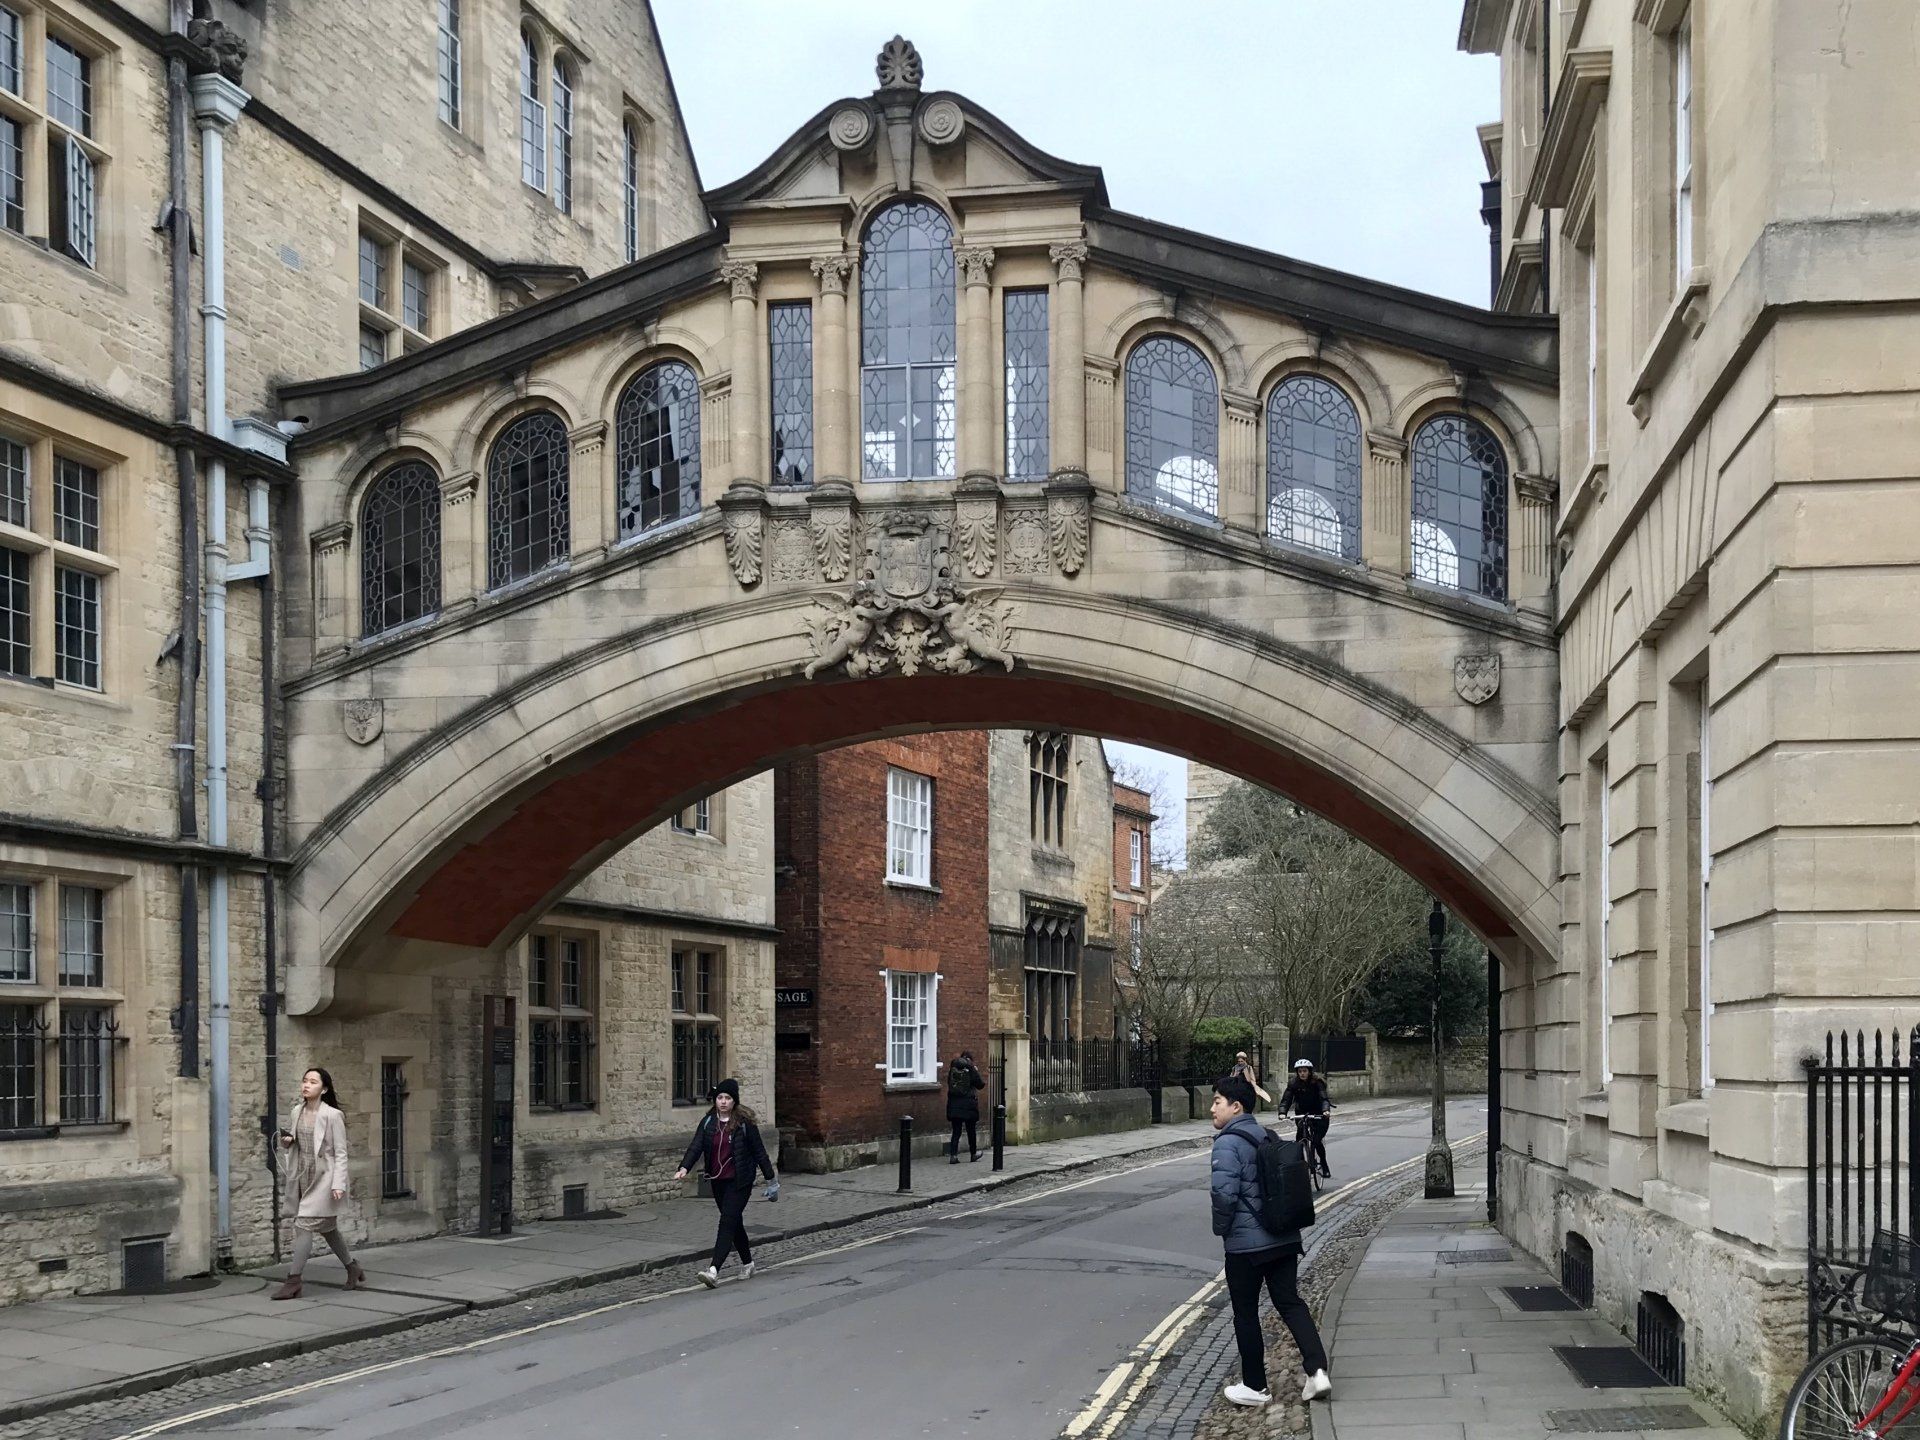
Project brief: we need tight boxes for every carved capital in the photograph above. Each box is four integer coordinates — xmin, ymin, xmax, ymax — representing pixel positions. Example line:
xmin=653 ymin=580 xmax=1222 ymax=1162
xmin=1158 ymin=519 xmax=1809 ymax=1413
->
xmin=717 ymin=482 xmax=767 ymax=588
xmin=568 ymin=420 xmax=609 ymax=457
xmin=720 ymin=260 xmax=760 ymax=301
xmin=954 ymin=246 xmax=996 ymax=288
xmin=439 ymin=471 xmax=479 ymax=507
xmin=313 ymin=521 xmax=351 ymax=558
xmin=810 ymin=254 xmax=854 ymax=297
xmin=1366 ymin=429 xmax=1410 ymax=463
xmin=1048 ymin=241 xmax=1089 ymax=283
xmin=1514 ymin=472 xmax=1557 ymax=507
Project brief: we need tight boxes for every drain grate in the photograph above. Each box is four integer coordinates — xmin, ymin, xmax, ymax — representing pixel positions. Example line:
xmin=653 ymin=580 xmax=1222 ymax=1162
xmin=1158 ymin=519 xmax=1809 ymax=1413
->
xmin=1505 ymin=1284 xmax=1583 ymax=1312
xmin=1441 ymin=1247 xmax=1513 ymax=1264
xmin=1547 ymin=1404 xmax=1706 ymax=1432
xmin=1554 ymin=1346 xmax=1674 ymax=1389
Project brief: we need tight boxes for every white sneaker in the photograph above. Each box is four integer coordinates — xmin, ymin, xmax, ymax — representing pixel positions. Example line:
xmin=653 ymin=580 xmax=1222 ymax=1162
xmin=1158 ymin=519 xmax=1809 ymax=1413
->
xmin=1302 ymin=1370 xmax=1333 ymax=1402
xmin=741 ymin=1262 xmax=755 ymax=1280
xmin=697 ymin=1266 xmax=719 ymax=1288
xmin=1223 ymin=1383 xmax=1271 ymax=1407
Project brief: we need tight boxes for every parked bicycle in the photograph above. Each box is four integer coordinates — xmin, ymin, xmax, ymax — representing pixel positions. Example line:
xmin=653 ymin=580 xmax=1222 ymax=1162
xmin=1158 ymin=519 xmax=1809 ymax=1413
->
xmin=1779 ymin=1228 xmax=1920 ymax=1439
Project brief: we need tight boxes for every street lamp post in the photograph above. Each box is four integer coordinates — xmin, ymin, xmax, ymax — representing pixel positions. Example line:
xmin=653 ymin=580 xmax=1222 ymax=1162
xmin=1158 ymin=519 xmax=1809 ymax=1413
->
xmin=1424 ymin=898 xmax=1456 ymax=1199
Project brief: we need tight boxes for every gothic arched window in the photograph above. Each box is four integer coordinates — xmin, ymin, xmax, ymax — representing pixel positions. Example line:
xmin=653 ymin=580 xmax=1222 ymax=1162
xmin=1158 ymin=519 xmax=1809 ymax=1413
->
xmin=616 ymin=360 xmax=702 ymax=538
xmin=487 ymin=411 xmax=570 ymax=588
xmin=1125 ymin=336 xmax=1219 ymax=521
xmin=1411 ymin=414 xmax=1508 ymax=601
xmin=859 ymin=199 xmax=956 ymax=481
xmin=360 ymin=461 xmax=441 ymax=637
xmin=1266 ymin=376 xmax=1360 ymax=561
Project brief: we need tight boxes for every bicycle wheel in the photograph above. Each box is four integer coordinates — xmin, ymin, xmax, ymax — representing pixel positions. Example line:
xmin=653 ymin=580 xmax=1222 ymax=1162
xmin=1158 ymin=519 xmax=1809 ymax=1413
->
xmin=1779 ymin=1335 xmax=1920 ymax=1440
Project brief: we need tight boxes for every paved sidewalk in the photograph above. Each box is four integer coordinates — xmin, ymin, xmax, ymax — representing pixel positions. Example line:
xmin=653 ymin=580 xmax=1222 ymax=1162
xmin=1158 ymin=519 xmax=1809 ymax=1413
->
xmin=0 ymin=1105 xmax=1428 ymax=1426
xmin=1310 ymin=1180 xmax=1747 ymax=1440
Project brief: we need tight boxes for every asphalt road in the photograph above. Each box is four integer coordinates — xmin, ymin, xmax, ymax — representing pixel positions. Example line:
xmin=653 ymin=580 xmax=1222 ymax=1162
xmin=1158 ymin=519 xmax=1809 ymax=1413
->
xmin=115 ymin=1098 xmax=1486 ymax=1440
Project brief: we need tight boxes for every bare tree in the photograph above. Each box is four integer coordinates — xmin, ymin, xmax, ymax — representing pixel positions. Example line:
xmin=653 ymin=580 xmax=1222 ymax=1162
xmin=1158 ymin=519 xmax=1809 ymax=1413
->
xmin=1116 ymin=868 xmax=1229 ymax=1065
xmin=1108 ymin=752 xmax=1183 ymax=870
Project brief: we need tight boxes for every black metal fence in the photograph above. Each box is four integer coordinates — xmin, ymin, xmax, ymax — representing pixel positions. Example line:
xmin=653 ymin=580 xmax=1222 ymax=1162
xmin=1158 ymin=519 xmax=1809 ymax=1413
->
xmin=1291 ymin=1032 xmax=1369 ymax=1074
xmin=1804 ymin=1026 xmax=1919 ymax=1354
xmin=0 ymin=1004 xmax=124 ymax=1136
xmin=1030 ymin=1038 xmax=1161 ymax=1096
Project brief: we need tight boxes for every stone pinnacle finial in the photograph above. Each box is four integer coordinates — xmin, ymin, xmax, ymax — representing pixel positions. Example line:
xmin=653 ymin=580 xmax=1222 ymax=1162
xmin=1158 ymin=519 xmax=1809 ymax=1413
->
xmin=876 ymin=36 xmax=922 ymax=92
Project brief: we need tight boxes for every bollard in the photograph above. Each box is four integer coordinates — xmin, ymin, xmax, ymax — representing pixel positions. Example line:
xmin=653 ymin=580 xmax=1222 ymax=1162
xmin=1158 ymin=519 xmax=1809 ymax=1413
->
xmin=897 ymin=1114 xmax=912 ymax=1193
xmin=992 ymin=1103 xmax=1006 ymax=1171
xmin=1150 ymin=1083 xmax=1163 ymax=1126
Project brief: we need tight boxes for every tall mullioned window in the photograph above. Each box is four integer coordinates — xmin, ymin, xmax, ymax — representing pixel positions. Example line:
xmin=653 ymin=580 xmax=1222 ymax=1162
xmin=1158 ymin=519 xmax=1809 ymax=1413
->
xmin=1266 ymin=376 xmax=1360 ymax=561
xmin=671 ymin=948 xmax=722 ymax=1105
xmin=622 ymin=118 xmax=643 ymax=263
xmin=1028 ymin=731 xmax=1068 ymax=846
xmin=615 ymin=361 xmax=701 ymax=537
xmin=769 ymin=301 xmax=814 ymax=486
xmin=1125 ymin=336 xmax=1218 ymax=521
xmin=487 ymin=411 xmax=570 ymax=588
xmin=1410 ymin=414 xmax=1508 ymax=602
xmin=1003 ymin=289 xmax=1049 ymax=480
xmin=527 ymin=930 xmax=594 ymax=1110
xmin=1674 ymin=14 xmax=1694 ymax=283
xmin=860 ymin=199 xmax=956 ymax=481
xmin=436 ymin=0 xmax=461 ymax=128
xmin=518 ymin=29 xmax=546 ymax=193
xmin=0 ymin=873 xmax=122 ymax=1132
xmin=0 ymin=19 xmax=103 ymax=262
xmin=550 ymin=56 xmax=574 ymax=214
xmin=360 ymin=461 xmax=442 ymax=637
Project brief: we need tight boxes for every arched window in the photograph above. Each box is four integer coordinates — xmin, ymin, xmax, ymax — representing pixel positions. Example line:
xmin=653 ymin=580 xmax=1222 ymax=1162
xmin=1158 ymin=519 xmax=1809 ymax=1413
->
xmin=518 ymin=29 xmax=546 ymax=192
xmin=487 ymin=411 xmax=570 ymax=588
xmin=615 ymin=360 xmax=701 ymax=537
xmin=622 ymin=118 xmax=643 ymax=263
xmin=859 ymin=199 xmax=956 ymax=481
xmin=1125 ymin=336 xmax=1219 ymax=520
xmin=1266 ymin=375 xmax=1360 ymax=561
xmin=550 ymin=55 xmax=575 ymax=214
xmin=360 ymin=461 xmax=441 ymax=637
xmin=1411 ymin=414 xmax=1508 ymax=601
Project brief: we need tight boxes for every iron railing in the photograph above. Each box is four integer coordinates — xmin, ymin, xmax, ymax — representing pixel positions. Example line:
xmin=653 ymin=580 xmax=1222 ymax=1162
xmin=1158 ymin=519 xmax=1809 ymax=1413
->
xmin=1804 ymin=1026 xmax=1919 ymax=1354
xmin=0 ymin=1003 xmax=123 ymax=1136
xmin=1030 ymin=1038 xmax=1162 ymax=1096
xmin=1290 ymin=1032 xmax=1369 ymax=1074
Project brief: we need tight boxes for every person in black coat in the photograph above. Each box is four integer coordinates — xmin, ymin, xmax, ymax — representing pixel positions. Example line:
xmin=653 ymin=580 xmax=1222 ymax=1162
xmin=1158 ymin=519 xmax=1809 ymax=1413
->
xmin=946 ymin=1050 xmax=987 ymax=1163
xmin=674 ymin=1078 xmax=778 ymax=1287
xmin=1278 ymin=1059 xmax=1333 ymax=1178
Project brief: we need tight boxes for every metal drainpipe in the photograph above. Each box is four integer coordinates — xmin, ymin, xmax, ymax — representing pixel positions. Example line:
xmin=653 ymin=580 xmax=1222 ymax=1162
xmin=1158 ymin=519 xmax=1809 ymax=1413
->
xmin=190 ymin=70 xmax=250 ymax=1257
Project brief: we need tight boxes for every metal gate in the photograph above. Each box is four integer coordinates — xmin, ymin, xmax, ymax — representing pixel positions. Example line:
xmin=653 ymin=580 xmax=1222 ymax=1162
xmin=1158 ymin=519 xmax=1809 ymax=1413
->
xmin=1803 ymin=1026 xmax=1919 ymax=1354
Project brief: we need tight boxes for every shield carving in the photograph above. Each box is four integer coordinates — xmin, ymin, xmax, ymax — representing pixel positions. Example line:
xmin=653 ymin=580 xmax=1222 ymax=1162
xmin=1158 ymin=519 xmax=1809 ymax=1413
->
xmin=343 ymin=697 xmax=384 ymax=745
xmin=1453 ymin=654 xmax=1501 ymax=706
xmin=871 ymin=518 xmax=942 ymax=600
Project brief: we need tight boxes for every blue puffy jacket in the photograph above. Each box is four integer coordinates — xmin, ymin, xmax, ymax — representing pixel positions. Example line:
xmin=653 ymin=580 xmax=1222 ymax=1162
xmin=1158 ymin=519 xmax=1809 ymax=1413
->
xmin=1210 ymin=1114 xmax=1303 ymax=1255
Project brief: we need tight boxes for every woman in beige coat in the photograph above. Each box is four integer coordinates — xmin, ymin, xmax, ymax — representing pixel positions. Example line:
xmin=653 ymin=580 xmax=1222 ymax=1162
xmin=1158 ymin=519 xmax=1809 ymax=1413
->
xmin=271 ymin=1067 xmax=366 ymax=1300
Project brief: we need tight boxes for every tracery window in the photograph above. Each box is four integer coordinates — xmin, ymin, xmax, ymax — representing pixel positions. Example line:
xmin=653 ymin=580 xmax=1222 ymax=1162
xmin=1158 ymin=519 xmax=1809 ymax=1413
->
xmin=487 ymin=411 xmax=570 ymax=588
xmin=1004 ymin=289 xmax=1050 ymax=481
xmin=518 ymin=29 xmax=546 ymax=192
xmin=859 ymin=199 xmax=956 ymax=481
xmin=1125 ymin=337 xmax=1219 ymax=521
xmin=769 ymin=301 xmax=814 ymax=486
xmin=616 ymin=361 xmax=701 ymax=537
xmin=1028 ymin=731 xmax=1068 ymax=846
xmin=1266 ymin=376 xmax=1360 ymax=561
xmin=360 ymin=461 xmax=441 ymax=637
xmin=1410 ymin=414 xmax=1508 ymax=601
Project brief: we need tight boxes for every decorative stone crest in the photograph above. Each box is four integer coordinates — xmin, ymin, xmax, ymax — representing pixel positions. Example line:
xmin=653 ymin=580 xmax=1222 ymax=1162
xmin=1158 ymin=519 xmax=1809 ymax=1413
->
xmin=342 ymin=698 xmax=383 ymax=746
xmin=1003 ymin=508 xmax=1049 ymax=575
xmin=804 ymin=515 xmax=1015 ymax=680
xmin=828 ymin=103 xmax=875 ymax=152
xmin=1454 ymin=654 xmax=1501 ymax=706
xmin=916 ymin=96 xmax=965 ymax=146
xmin=876 ymin=36 xmax=923 ymax=92
xmin=769 ymin=517 xmax=813 ymax=582
xmin=718 ymin=483 xmax=767 ymax=588
xmin=1044 ymin=475 xmax=1093 ymax=577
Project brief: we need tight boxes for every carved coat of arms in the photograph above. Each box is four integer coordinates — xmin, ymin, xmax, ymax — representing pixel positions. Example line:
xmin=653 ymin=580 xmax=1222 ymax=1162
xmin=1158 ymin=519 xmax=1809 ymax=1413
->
xmin=804 ymin=515 xmax=1016 ymax=680
xmin=1454 ymin=654 xmax=1501 ymax=706
xmin=342 ymin=697 xmax=384 ymax=745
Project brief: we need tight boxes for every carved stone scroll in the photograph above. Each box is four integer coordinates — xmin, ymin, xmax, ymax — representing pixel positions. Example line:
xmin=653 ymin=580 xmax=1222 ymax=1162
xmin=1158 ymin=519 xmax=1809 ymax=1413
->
xmin=1044 ymin=472 xmax=1093 ymax=576
xmin=717 ymin=483 xmax=767 ymax=588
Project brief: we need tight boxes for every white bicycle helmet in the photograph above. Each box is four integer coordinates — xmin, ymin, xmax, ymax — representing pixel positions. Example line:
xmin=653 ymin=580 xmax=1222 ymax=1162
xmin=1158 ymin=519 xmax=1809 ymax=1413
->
xmin=1293 ymin=1058 xmax=1314 ymax=1070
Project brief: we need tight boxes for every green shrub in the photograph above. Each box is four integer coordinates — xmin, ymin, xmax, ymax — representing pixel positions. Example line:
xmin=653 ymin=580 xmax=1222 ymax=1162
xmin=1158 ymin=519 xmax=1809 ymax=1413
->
xmin=1192 ymin=1016 xmax=1257 ymax=1049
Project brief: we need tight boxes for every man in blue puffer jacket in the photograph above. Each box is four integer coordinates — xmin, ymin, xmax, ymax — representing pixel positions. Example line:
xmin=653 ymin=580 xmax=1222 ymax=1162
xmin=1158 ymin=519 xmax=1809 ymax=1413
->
xmin=1209 ymin=1074 xmax=1332 ymax=1409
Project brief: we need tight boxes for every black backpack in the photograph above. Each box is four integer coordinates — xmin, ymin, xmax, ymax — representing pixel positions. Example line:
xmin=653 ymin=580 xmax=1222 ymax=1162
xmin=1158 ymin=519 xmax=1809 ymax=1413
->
xmin=1237 ymin=1126 xmax=1317 ymax=1236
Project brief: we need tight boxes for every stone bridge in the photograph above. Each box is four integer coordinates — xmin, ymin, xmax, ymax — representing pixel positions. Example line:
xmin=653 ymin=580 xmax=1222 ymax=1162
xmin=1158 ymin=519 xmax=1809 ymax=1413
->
xmin=277 ymin=42 xmax=1561 ymax=1015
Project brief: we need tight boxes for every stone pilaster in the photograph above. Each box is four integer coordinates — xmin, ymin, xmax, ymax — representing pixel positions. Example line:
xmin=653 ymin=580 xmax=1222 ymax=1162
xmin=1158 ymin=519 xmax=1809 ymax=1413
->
xmin=810 ymin=255 xmax=854 ymax=483
xmin=721 ymin=260 xmax=762 ymax=486
xmin=1222 ymin=391 xmax=1260 ymax=531
xmin=312 ymin=522 xmax=351 ymax=654
xmin=438 ymin=471 xmax=479 ymax=615
xmin=1048 ymin=241 xmax=1089 ymax=476
xmin=568 ymin=420 xmax=609 ymax=557
xmin=955 ymin=245 xmax=996 ymax=479
xmin=1513 ymin=471 xmax=1557 ymax=613
xmin=1364 ymin=429 xmax=1409 ymax=576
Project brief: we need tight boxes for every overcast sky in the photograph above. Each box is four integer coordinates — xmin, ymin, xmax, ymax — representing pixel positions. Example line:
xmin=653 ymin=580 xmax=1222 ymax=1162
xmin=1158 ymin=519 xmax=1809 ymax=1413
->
xmin=652 ymin=1 xmax=1501 ymax=857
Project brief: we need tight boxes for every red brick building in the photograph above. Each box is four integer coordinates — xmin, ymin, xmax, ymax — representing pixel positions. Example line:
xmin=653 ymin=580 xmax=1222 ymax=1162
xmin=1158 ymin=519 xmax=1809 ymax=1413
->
xmin=772 ymin=735 xmax=991 ymax=1170
xmin=1111 ymin=783 xmax=1156 ymax=1036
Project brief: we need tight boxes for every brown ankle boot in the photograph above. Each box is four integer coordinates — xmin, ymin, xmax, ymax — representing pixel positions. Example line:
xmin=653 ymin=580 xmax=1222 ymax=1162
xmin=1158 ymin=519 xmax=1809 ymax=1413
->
xmin=271 ymin=1275 xmax=303 ymax=1301
xmin=345 ymin=1261 xmax=367 ymax=1290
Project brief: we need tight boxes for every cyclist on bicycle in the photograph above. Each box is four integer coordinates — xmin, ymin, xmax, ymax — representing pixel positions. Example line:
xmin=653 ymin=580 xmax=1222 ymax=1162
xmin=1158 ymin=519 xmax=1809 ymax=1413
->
xmin=1279 ymin=1058 xmax=1332 ymax=1178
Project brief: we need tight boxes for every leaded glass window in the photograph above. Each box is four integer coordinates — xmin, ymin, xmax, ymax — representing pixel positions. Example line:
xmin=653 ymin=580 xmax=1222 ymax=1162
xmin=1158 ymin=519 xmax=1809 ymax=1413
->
xmin=0 ymin=882 xmax=29 ymax=981
xmin=550 ymin=57 xmax=574 ymax=214
xmin=622 ymin=119 xmax=642 ymax=263
xmin=54 ymin=456 xmax=99 ymax=550
xmin=0 ymin=7 xmax=19 ymax=94
xmin=616 ymin=361 xmax=701 ymax=537
xmin=0 ymin=547 xmax=26 ymax=676
xmin=402 ymin=259 xmax=431 ymax=334
xmin=0 ymin=435 xmax=25 ymax=527
xmin=436 ymin=0 xmax=461 ymax=128
xmin=358 ymin=232 xmax=387 ymax=309
xmin=59 ymin=1007 xmax=113 ymax=1124
xmin=860 ymin=199 xmax=956 ymax=480
xmin=58 ymin=884 xmax=102 ymax=987
xmin=0 ymin=116 xmax=21 ymax=234
xmin=1004 ymin=289 xmax=1049 ymax=481
xmin=1125 ymin=337 xmax=1219 ymax=521
xmin=769 ymin=301 xmax=813 ymax=487
xmin=1411 ymin=414 xmax=1508 ymax=601
xmin=488 ymin=411 xmax=570 ymax=588
xmin=54 ymin=566 xmax=99 ymax=688
xmin=518 ymin=30 xmax=546 ymax=192
xmin=46 ymin=38 xmax=90 ymax=136
xmin=1266 ymin=376 xmax=1360 ymax=561
xmin=358 ymin=325 xmax=387 ymax=372
xmin=361 ymin=461 xmax=442 ymax=636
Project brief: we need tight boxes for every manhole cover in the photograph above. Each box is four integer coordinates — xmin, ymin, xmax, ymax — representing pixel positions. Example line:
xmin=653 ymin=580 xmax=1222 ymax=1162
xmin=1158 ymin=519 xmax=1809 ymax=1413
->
xmin=1505 ymin=1284 xmax=1583 ymax=1311
xmin=1554 ymin=1346 xmax=1674 ymax=1389
xmin=1547 ymin=1404 xmax=1705 ymax=1431
xmin=1440 ymin=1247 xmax=1513 ymax=1264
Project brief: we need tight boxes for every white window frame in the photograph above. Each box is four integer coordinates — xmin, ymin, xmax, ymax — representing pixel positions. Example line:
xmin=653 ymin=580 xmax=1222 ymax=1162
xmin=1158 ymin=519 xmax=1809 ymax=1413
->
xmin=1129 ymin=913 xmax=1143 ymax=962
xmin=518 ymin=28 xmax=546 ymax=193
xmin=672 ymin=796 xmax=711 ymax=836
xmin=622 ymin=117 xmax=640 ymax=262
xmin=436 ymin=0 xmax=461 ymax=130
xmin=1129 ymin=828 xmax=1143 ymax=888
xmin=886 ymin=767 xmax=932 ymax=886
xmin=884 ymin=969 xmax=938 ymax=1084
xmin=549 ymin=54 xmax=573 ymax=214
xmin=1674 ymin=15 xmax=1694 ymax=284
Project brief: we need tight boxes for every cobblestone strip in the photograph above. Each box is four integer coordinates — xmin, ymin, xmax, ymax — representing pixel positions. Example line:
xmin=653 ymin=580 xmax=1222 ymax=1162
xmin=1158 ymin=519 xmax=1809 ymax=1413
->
xmin=0 ymin=1136 xmax=1215 ymax=1440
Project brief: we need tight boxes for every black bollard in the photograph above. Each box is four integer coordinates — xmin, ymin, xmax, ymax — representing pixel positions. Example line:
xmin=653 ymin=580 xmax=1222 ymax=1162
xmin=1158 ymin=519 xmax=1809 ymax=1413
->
xmin=992 ymin=1103 xmax=1006 ymax=1171
xmin=897 ymin=1114 xmax=912 ymax=1193
xmin=1150 ymin=1083 xmax=1163 ymax=1126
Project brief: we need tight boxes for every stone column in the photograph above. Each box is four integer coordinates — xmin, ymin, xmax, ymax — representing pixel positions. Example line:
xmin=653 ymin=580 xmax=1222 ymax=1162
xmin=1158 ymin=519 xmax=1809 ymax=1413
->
xmin=1512 ymin=472 xmax=1557 ymax=613
xmin=1365 ymin=429 xmax=1410 ymax=576
xmin=810 ymin=255 xmax=855 ymax=483
xmin=1048 ymin=241 xmax=1089 ymax=476
xmin=568 ymin=420 xmax=609 ymax=557
xmin=720 ymin=259 xmax=761 ymax=486
xmin=311 ymin=522 xmax=350 ymax=654
xmin=1222 ymin=392 xmax=1260 ymax=532
xmin=438 ymin=471 xmax=479 ymax=615
xmin=955 ymin=245 xmax=997 ymax=480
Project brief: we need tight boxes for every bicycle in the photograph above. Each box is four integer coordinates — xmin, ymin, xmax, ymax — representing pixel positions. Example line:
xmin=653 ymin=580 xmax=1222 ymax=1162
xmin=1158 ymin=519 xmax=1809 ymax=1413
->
xmin=1779 ymin=1228 xmax=1920 ymax=1439
xmin=1292 ymin=1113 xmax=1329 ymax=1193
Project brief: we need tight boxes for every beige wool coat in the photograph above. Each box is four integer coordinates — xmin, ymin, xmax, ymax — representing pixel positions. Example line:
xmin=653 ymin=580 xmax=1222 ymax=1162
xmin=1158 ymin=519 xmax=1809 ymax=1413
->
xmin=279 ymin=1102 xmax=351 ymax=1219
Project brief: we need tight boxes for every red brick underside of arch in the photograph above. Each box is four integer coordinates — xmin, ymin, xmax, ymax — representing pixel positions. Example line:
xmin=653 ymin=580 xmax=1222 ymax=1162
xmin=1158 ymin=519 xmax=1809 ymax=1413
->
xmin=388 ymin=674 xmax=1515 ymax=950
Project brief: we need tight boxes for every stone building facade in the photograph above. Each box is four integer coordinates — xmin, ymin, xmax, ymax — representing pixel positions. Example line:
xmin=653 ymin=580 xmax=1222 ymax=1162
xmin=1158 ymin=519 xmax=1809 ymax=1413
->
xmin=1464 ymin=0 xmax=1920 ymax=1425
xmin=0 ymin=0 xmax=717 ymax=1300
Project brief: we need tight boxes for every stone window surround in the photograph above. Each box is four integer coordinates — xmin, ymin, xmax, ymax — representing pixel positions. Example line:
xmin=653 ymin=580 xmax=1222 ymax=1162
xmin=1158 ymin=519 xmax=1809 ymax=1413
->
xmin=0 ymin=0 xmax=114 ymax=278
xmin=355 ymin=213 xmax=445 ymax=367
xmin=671 ymin=791 xmax=722 ymax=839
xmin=525 ymin=925 xmax=598 ymax=1112
xmin=517 ymin=14 xmax=589 ymax=219
xmin=670 ymin=943 xmax=725 ymax=1107
xmin=0 ymin=416 xmax=117 ymax=696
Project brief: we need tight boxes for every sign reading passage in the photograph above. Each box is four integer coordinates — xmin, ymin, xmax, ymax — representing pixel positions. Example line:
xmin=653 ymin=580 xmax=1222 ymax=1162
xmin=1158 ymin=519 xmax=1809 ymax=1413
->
xmin=775 ymin=988 xmax=814 ymax=1007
